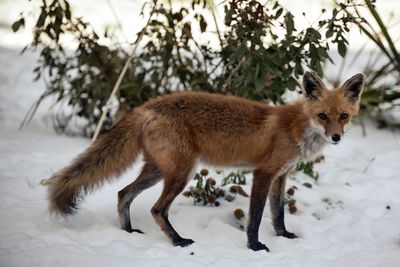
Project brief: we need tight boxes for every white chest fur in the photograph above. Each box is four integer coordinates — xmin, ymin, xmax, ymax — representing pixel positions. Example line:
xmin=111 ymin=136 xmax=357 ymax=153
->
xmin=298 ymin=121 xmax=328 ymax=160
xmin=278 ymin=121 xmax=328 ymax=177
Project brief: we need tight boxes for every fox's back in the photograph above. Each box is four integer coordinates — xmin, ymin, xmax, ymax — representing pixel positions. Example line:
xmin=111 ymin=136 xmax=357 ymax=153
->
xmin=143 ymin=92 xmax=271 ymax=134
xmin=141 ymin=92 xmax=274 ymax=164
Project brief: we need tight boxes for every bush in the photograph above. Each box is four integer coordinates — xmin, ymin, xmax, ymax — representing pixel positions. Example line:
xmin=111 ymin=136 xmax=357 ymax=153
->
xmin=16 ymin=0 xmax=356 ymax=136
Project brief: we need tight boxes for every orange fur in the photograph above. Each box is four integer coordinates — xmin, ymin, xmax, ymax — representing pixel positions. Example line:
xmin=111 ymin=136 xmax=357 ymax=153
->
xmin=48 ymin=72 xmax=364 ymax=251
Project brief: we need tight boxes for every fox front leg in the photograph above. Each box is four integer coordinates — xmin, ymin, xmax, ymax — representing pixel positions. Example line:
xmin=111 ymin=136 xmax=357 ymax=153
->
xmin=269 ymin=174 xmax=298 ymax=239
xmin=247 ymin=169 xmax=274 ymax=252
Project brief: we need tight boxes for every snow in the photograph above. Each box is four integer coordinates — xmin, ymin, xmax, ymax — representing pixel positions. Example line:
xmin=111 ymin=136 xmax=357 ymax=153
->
xmin=1 ymin=0 xmax=400 ymax=266
xmin=1 ymin=46 xmax=400 ymax=266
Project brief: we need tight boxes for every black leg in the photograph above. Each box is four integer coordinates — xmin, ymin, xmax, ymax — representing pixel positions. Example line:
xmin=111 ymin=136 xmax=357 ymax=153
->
xmin=247 ymin=169 xmax=273 ymax=252
xmin=118 ymin=161 xmax=162 ymax=233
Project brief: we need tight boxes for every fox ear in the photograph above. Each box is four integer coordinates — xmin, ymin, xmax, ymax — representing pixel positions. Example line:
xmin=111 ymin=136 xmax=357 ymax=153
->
xmin=341 ymin=73 xmax=364 ymax=103
xmin=302 ymin=71 xmax=325 ymax=101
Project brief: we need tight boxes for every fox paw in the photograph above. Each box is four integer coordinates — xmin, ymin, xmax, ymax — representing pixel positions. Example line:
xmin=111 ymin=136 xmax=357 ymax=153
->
xmin=173 ymin=238 xmax=195 ymax=247
xmin=124 ymin=227 xmax=144 ymax=234
xmin=277 ymin=230 xmax=298 ymax=239
xmin=248 ymin=241 xmax=270 ymax=252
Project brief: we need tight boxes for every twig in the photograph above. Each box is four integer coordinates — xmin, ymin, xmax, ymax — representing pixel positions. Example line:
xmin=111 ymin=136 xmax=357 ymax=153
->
xmin=105 ymin=0 xmax=130 ymax=44
xmin=225 ymin=57 xmax=246 ymax=89
xmin=363 ymin=157 xmax=375 ymax=173
xmin=358 ymin=115 xmax=367 ymax=137
xmin=91 ymin=1 xmax=158 ymax=142
xmin=19 ymin=94 xmax=49 ymax=130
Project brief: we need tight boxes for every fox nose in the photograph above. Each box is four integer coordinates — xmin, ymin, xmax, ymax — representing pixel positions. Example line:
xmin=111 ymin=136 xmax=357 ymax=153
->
xmin=331 ymin=134 xmax=341 ymax=143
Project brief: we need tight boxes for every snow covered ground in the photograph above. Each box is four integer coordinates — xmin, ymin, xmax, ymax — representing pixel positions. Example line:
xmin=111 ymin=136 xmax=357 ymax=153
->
xmin=1 ymin=0 xmax=400 ymax=266
xmin=1 ymin=48 xmax=400 ymax=267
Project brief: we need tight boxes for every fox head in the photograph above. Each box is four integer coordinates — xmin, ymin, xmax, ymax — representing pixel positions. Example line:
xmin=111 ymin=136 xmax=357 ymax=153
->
xmin=302 ymin=71 xmax=364 ymax=145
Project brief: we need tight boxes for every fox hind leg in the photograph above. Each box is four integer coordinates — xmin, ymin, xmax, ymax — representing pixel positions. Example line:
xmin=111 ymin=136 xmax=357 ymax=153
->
xmin=118 ymin=159 xmax=162 ymax=233
xmin=151 ymin=166 xmax=195 ymax=247
xmin=269 ymin=174 xmax=297 ymax=239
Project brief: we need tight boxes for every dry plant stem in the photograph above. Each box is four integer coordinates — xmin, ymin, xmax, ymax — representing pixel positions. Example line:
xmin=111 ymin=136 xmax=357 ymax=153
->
xmin=92 ymin=3 xmax=157 ymax=142
xmin=208 ymin=0 xmax=223 ymax=47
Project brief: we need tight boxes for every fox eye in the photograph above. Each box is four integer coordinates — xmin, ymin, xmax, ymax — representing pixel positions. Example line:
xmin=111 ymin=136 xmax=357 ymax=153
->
xmin=340 ymin=113 xmax=349 ymax=120
xmin=318 ymin=112 xmax=328 ymax=120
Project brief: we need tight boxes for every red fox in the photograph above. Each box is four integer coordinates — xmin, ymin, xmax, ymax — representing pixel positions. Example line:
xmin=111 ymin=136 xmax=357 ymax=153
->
xmin=48 ymin=71 xmax=364 ymax=251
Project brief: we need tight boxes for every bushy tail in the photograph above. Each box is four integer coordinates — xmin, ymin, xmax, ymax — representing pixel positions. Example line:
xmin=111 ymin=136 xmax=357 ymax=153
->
xmin=48 ymin=109 xmax=145 ymax=215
